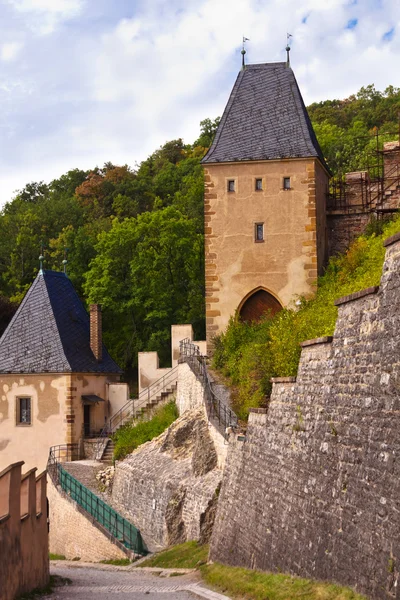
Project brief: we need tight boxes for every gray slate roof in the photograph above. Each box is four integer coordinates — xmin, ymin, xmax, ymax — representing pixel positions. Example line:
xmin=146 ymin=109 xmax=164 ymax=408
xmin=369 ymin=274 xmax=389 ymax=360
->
xmin=202 ymin=62 xmax=326 ymax=167
xmin=0 ymin=270 xmax=122 ymax=374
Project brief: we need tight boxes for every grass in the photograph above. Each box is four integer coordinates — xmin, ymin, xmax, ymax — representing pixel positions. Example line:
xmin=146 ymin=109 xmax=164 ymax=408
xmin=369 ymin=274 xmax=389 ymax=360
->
xmin=201 ymin=563 xmax=367 ymax=600
xmin=49 ymin=553 xmax=66 ymax=560
xmin=99 ymin=558 xmax=131 ymax=566
xmin=113 ymin=400 xmax=179 ymax=460
xmin=138 ymin=541 xmax=208 ymax=569
xmin=137 ymin=542 xmax=366 ymax=600
xmin=212 ymin=213 xmax=400 ymax=420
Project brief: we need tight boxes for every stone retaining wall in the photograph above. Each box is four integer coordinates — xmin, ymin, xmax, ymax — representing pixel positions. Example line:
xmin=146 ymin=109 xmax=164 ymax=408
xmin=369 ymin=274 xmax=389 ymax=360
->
xmin=210 ymin=233 xmax=400 ymax=600
xmin=48 ymin=478 xmax=129 ymax=562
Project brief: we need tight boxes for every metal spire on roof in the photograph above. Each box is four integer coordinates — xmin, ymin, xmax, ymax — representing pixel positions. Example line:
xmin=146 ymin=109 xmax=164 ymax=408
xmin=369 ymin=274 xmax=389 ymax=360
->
xmin=62 ymin=247 xmax=69 ymax=275
xmin=241 ymin=36 xmax=249 ymax=70
xmin=39 ymin=241 xmax=46 ymax=273
xmin=286 ymin=33 xmax=292 ymax=67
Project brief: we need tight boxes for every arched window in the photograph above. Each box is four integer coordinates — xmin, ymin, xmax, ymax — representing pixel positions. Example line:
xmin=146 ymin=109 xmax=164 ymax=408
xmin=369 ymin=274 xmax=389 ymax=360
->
xmin=239 ymin=288 xmax=282 ymax=323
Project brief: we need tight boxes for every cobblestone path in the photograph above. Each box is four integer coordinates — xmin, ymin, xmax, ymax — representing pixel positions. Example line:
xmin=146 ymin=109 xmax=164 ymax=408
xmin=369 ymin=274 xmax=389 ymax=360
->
xmin=43 ymin=562 xmax=230 ymax=600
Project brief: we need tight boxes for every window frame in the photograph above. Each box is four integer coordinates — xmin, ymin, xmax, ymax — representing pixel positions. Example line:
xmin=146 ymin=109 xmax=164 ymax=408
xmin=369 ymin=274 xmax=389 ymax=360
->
xmin=283 ymin=176 xmax=291 ymax=190
xmin=255 ymin=178 xmax=263 ymax=191
xmin=254 ymin=222 xmax=264 ymax=243
xmin=227 ymin=179 xmax=236 ymax=193
xmin=17 ymin=396 xmax=32 ymax=426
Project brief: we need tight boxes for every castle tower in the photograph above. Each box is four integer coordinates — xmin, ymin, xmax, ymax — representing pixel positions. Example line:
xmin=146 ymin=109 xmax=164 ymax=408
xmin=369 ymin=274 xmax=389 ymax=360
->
xmin=202 ymin=62 xmax=329 ymax=348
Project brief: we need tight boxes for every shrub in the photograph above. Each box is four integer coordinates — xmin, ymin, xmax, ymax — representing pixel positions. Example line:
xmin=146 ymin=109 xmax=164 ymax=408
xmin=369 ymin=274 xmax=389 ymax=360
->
xmin=113 ymin=400 xmax=179 ymax=460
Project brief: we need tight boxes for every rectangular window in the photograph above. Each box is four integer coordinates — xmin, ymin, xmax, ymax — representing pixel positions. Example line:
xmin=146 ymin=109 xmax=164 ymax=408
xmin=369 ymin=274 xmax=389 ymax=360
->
xmin=227 ymin=179 xmax=235 ymax=192
xmin=17 ymin=397 xmax=31 ymax=425
xmin=255 ymin=178 xmax=263 ymax=191
xmin=255 ymin=223 xmax=264 ymax=242
xmin=283 ymin=177 xmax=291 ymax=190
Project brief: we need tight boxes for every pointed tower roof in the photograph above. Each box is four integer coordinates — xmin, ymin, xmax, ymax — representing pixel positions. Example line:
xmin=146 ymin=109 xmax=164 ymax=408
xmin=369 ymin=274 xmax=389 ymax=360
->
xmin=0 ymin=270 xmax=122 ymax=374
xmin=202 ymin=62 xmax=327 ymax=168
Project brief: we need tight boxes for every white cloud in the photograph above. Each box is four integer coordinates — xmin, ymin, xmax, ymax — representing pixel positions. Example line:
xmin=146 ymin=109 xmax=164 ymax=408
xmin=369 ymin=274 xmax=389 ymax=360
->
xmin=0 ymin=42 xmax=23 ymax=61
xmin=1 ymin=0 xmax=400 ymax=205
xmin=7 ymin=0 xmax=83 ymax=34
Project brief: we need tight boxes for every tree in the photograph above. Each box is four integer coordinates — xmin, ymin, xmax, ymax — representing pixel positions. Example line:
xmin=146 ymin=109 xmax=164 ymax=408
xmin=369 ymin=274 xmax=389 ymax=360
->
xmin=83 ymin=206 xmax=205 ymax=371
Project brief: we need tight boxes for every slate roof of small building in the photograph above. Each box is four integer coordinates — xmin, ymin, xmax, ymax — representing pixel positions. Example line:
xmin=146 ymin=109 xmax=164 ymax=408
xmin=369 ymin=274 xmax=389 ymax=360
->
xmin=0 ymin=270 xmax=122 ymax=374
xmin=202 ymin=62 xmax=327 ymax=167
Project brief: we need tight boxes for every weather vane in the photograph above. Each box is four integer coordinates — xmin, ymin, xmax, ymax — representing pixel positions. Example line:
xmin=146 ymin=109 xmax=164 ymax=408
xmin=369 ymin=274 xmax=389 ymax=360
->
xmin=286 ymin=33 xmax=293 ymax=67
xmin=39 ymin=241 xmax=46 ymax=272
xmin=62 ymin=247 xmax=69 ymax=275
xmin=242 ymin=36 xmax=250 ymax=70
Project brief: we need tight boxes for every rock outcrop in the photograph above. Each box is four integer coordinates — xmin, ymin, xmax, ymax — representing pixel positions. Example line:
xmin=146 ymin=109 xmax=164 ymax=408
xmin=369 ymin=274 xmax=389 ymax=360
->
xmin=112 ymin=408 xmax=221 ymax=550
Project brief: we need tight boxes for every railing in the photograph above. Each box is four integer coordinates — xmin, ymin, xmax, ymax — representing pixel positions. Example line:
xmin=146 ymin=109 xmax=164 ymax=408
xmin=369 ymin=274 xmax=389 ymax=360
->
xmin=47 ymin=445 xmax=148 ymax=556
xmin=95 ymin=365 xmax=179 ymax=459
xmin=179 ymin=338 xmax=238 ymax=433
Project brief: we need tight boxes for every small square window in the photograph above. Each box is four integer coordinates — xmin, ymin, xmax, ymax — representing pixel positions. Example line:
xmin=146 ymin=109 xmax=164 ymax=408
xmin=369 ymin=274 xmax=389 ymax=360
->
xmin=283 ymin=177 xmax=291 ymax=190
xmin=255 ymin=223 xmax=264 ymax=242
xmin=227 ymin=179 xmax=235 ymax=192
xmin=255 ymin=178 xmax=263 ymax=191
xmin=17 ymin=397 xmax=31 ymax=425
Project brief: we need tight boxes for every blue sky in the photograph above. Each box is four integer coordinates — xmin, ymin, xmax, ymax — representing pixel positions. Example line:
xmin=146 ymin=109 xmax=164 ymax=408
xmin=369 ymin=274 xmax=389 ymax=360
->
xmin=0 ymin=0 xmax=399 ymax=205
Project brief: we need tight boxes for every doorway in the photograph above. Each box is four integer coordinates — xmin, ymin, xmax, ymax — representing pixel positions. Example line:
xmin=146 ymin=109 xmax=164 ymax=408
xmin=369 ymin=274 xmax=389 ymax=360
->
xmin=83 ymin=404 xmax=91 ymax=437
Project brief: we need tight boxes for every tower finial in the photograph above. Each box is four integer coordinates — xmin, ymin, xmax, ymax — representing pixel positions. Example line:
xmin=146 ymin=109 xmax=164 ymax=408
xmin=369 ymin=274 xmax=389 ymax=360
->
xmin=286 ymin=33 xmax=292 ymax=67
xmin=241 ymin=36 xmax=249 ymax=70
xmin=39 ymin=241 xmax=46 ymax=273
xmin=62 ymin=247 xmax=69 ymax=275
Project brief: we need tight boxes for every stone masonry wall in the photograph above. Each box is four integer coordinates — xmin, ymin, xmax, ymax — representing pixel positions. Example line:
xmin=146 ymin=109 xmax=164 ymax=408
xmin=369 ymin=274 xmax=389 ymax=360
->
xmin=327 ymin=212 xmax=370 ymax=256
xmin=48 ymin=478 xmax=128 ymax=561
xmin=210 ymin=232 xmax=400 ymax=600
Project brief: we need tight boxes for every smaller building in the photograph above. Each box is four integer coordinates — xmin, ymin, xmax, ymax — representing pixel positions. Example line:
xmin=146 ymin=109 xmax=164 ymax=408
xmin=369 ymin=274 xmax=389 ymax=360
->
xmin=0 ymin=269 xmax=127 ymax=472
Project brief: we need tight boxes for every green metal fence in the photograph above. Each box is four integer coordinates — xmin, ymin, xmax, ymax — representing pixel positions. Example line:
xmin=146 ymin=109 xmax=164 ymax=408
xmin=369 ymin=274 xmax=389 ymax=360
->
xmin=48 ymin=446 xmax=148 ymax=556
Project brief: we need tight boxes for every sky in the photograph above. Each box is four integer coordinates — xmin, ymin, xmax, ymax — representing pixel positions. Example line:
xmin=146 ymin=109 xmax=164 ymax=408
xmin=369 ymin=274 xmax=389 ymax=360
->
xmin=0 ymin=0 xmax=399 ymax=206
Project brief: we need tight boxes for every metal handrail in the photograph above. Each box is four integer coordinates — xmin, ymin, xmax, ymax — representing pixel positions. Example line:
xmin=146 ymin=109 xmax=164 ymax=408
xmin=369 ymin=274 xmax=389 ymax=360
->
xmin=47 ymin=445 xmax=148 ymax=556
xmin=95 ymin=364 xmax=179 ymax=459
xmin=179 ymin=338 xmax=238 ymax=434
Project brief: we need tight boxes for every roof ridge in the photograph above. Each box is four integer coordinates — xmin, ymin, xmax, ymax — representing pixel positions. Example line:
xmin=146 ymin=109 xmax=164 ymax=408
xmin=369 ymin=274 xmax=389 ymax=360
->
xmin=202 ymin=69 xmax=244 ymax=164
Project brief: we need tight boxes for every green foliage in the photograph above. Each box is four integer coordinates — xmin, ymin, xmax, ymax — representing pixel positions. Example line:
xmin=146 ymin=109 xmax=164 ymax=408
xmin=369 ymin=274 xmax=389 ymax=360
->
xmin=201 ymin=563 xmax=366 ymax=600
xmin=83 ymin=205 xmax=205 ymax=369
xmin=99 ymin=558 xmax=131 ymax=566
xmin=308 ymin=84 xmax=400 ymax=174
xmin=113 ymin=401 xmax=179 ymax=460
xmin=138 ymin=541 xmax=208 ymax=569
xmin=213 ymin=215 xmax=400 ymax=420
xmin=0 ymin=118 xmax=221 ymax=373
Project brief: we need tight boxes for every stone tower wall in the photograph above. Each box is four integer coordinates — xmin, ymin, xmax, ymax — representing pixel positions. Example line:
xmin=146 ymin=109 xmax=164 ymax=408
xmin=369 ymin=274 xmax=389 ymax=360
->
xmin=210 ymin=231 xmax=400 ymax=600
xmin=204 ymin=158 xmax=329 ymax=349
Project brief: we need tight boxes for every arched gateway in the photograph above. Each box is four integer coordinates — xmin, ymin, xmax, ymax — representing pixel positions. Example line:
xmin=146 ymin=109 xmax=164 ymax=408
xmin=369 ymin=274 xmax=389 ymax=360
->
xmin=239 ymin=288 xmax=282 ymax=323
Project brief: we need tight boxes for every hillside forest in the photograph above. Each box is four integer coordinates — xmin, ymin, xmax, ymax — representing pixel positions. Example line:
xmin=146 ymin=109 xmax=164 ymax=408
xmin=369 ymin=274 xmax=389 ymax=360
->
xmin=0 ymin=84 xmax=399 ymax=388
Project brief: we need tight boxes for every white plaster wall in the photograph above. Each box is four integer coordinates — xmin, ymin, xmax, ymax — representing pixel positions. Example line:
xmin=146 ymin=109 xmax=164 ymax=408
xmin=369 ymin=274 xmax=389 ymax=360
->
xmin=107 ymin=382 xmax=129 ymax=417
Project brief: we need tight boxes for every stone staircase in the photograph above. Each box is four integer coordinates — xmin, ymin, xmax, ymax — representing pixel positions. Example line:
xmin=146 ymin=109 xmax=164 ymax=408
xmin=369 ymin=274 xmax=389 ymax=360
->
xmin=95 ymin=373 xmax=179 ymax=464
xmin=101 ymin=439 xmax=115 ymax=465
xmin=135 ymin=382 xmax=177 ymax=419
